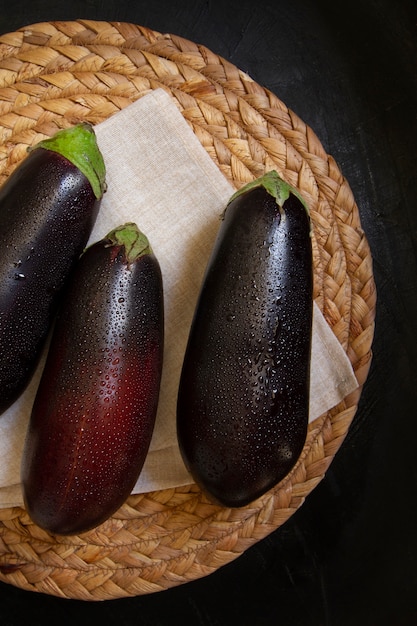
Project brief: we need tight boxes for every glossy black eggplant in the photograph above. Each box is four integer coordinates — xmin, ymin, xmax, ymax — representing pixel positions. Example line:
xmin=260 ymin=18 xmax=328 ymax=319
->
xmin=0 ymin=123 xmax=106 ymax=415
xmin=177 ymin=170 xmax=313 ymax=508
xmin=21 ymin=223 xmax=164 ymax=535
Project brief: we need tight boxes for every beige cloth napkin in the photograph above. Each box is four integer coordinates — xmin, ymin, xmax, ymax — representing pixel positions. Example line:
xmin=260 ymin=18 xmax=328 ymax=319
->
xmin=0 ymin=88 xmax=358 ymax=508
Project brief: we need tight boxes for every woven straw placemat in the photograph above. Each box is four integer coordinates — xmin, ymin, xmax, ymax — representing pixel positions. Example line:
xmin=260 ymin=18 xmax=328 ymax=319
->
xmin=0 ymin=20 xmax=376 ymax=600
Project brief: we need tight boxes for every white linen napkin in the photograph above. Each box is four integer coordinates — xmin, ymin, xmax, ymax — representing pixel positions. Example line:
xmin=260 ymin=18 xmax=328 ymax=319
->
xmin=0 ymin=88 xmax=358 ymax=508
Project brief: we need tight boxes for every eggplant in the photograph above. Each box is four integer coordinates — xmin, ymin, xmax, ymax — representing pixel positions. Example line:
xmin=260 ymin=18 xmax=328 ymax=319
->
xmin=0 ymin=123 xmax=106 ymax=415
xmin=177 ymin=170 xmax=313 ymax=508
xmin=21 ymin=223 xmax=164 ymax=535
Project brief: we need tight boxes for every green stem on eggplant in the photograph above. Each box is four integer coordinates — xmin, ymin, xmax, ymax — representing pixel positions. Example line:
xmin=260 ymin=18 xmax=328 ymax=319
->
xmin=32 ymin=123 xmax=106 ymax=199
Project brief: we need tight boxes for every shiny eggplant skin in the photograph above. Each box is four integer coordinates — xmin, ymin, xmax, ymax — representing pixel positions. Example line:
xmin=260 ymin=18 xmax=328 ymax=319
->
xmin=21 ymin=223 xmax=164 ymax=535
xmin=0 ymin=125 xmax=105 ymax=415
xmin=177 ymin=171 xmax=313 ymax=508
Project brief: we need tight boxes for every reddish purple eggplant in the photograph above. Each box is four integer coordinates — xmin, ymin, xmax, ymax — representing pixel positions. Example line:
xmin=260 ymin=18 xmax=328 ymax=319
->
xmin=0 ymin=123 xmax=106 ymax=415
xmin=177 ymin=170 xmax=313 ymax=508
xmin=21 ymin=223 xmax=164 ymax=535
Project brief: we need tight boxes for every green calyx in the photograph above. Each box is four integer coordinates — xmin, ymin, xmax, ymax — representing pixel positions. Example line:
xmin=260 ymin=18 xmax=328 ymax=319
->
xmin=32 ymin=123 xmax=106 ymax=199
xmin=106 ymin=223 xmax=152 ymax=264
xmin=227 ymin=170 xmax=310 ymax=216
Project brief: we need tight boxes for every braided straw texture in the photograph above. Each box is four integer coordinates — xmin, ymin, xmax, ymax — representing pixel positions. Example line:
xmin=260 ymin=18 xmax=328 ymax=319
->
xmin=0 ymin=20 xmax=376 ymax=600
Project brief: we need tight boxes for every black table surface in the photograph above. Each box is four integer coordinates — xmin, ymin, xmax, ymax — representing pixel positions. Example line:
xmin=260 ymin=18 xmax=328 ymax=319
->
xmin=0 ymin=1 xmax=416 ymax=624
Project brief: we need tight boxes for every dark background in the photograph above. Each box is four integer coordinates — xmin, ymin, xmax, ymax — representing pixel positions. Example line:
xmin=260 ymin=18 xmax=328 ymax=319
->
xmin=1 ymin=0 xmax=416 ymax=624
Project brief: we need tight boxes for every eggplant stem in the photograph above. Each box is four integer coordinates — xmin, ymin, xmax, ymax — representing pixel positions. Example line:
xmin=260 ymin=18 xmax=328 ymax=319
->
xmin=227 ymin=170 xmax=310 ymax=217
xmin=106 ymin=223 xmax=152 ymax=264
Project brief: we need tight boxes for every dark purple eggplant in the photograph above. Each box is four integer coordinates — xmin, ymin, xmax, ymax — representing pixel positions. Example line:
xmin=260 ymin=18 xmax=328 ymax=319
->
xmin=21 ymin=223 xmax=164 ymax=535
xmin=0 ymin=123 xmax=106 ymax=415
xmin=177 ymin=170 xmax=313 ymax=508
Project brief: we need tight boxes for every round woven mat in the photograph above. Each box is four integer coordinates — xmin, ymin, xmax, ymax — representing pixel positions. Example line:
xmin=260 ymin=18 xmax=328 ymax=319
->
xmin=0 ymin=20 xmax=376 ymax=600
